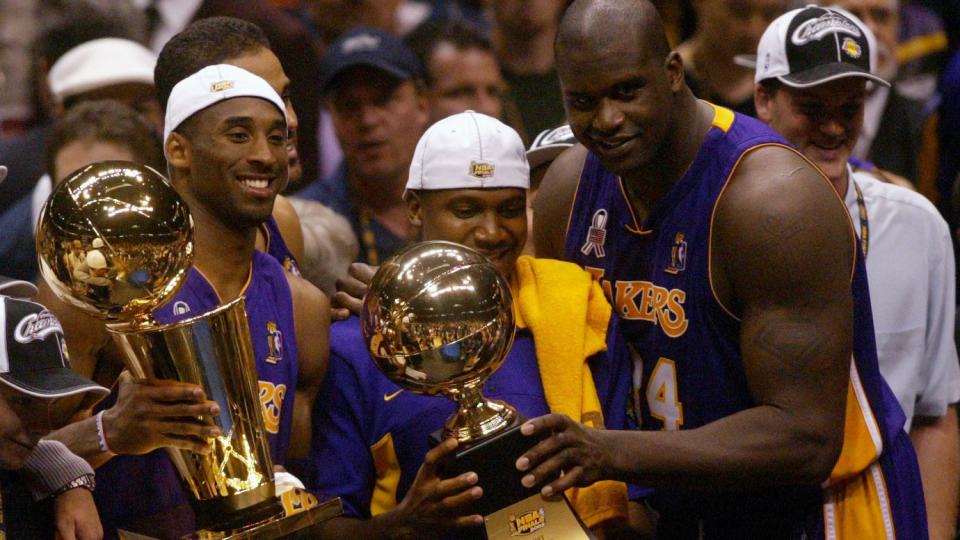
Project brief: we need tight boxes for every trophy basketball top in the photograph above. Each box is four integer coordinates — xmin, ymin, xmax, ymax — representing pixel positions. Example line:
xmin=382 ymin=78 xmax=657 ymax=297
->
xmin=36 ymin=160 xmax=194 ymax=323
xmin=361 ymin=241 xmax=516 ymax=398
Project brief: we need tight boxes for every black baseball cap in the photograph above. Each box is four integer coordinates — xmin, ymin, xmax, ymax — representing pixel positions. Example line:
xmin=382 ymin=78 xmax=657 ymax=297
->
xmin=0 ymin=296 xmax=108 ymax=399
xmin=319 ymin=27 xmax=424 ymax=94
xmin=527 ymin=124 xmax=577 ymax=169
xmin=754 ymin=6 xmax=889 ymax=88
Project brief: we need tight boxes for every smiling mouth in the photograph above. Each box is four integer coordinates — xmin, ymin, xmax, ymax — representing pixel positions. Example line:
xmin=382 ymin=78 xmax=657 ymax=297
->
xmin=238 ymin=175 xmax=275 ymax=191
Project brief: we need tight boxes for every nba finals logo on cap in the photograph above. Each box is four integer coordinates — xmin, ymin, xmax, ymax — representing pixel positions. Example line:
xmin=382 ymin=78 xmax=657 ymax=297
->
xmin=211 ymin=80 xmax=235 ymax=92
xmin=14 ymin=310 xmax=62 ymax=343
xmin=792 ymin=12 xmax=861 ymax=45
xmin=470 ymin=161 xmax=495 ymax=178
xmin=842 ymin=37 xmax=862 ymax=58
xmin=508 ymin=508 xmax=545 ymax=536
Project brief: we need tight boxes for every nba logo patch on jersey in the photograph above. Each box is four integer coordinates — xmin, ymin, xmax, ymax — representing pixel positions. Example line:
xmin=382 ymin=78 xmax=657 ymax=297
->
xmin=266 ymin=321 xmax=283 ymax=364
xmin=173 ymin=301 xmax=191 ymax=316
xmin=665 ymin=232 xmax=687 ymax=274
xmin=580 ymin=209 xmax=608 ymax=258
xmin=283 ymin=257 xmax=301 ymax=276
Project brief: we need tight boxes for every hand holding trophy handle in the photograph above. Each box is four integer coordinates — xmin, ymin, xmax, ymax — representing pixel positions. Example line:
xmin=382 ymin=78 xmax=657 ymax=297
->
xmin=101 ymin=372 xmax=221 ymax=456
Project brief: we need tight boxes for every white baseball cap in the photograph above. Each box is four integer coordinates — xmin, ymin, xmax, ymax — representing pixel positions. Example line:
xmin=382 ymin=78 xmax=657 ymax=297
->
xmin=86 ymin=250 xmax=107 ymax=270
xmin=163 ymin=64 xmax=287 ymax=146
xmin=48 ymin=38 xmax=157 ymax=103
xmin=407 ymin=111 xmax=529 ymax=191
xmin=754 ymin=5 xmax=889 ymax=88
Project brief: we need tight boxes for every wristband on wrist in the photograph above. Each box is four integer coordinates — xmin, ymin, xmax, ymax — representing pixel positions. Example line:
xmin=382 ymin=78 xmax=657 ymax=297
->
xmin=53 ymin=473 xmax=96 ymax=497
xmin=95 ymin=411 xmax=114 ymax=455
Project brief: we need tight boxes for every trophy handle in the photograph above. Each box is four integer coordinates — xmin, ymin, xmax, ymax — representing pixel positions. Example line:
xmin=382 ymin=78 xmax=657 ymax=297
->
xmin=443 ymin=382 xmax=518 ymax=443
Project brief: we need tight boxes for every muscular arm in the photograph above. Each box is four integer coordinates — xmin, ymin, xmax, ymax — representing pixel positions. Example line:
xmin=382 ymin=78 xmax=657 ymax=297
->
xmin=287 ymin=274 xmax=330 ymax=459
xmin=270 ymin=194 xmax=306 ymax=263
xmin=519 ymin=147 xmax=854 ymax=491
xmin=532 ymin=144 xmax=587 ymax=259
xmin=911 ymin=409 xmax=960 ymax=540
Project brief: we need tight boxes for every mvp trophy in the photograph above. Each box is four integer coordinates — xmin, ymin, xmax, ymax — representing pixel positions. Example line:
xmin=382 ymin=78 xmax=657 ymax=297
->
xmin=36 ymin=161 xmax=340 ymax=539
xmin=361 ymin=241 xmax=592 ymax=540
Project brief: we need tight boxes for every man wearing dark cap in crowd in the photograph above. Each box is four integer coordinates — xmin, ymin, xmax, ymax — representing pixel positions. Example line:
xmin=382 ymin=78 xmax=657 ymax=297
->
xmin=295 ymin=27 xmax=429 ymax=266
xmin=0 ymin=276 xmax=110 ymax=540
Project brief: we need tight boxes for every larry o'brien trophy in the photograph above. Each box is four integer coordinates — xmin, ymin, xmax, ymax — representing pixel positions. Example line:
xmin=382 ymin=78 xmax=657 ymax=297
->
xmin=361 ymin=241 xmax=592 ymax=540
xmin=36 ymin=161 xmax=340 ymax=539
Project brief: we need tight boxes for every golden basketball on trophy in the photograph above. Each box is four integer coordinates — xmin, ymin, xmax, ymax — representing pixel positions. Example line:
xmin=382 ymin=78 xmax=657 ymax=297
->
xmin=361 ymin=241 xmax=591 ymax=540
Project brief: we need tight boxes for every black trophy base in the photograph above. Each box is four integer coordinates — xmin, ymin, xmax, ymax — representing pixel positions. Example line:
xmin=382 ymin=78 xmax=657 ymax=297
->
xmin=430 ymin=421 xmax=546 ymax=517
xmin=429 ymin=420 xmax=594 ymax=539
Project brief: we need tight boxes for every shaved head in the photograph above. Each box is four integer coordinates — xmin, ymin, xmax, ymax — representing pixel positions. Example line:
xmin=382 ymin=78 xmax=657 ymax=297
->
xmin=557 ymin=0 xmax=670 ymax=64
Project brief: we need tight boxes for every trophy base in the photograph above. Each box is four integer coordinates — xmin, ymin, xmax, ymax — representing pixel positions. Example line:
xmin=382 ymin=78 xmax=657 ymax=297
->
xmin=429 ymin=422 xmax=594 ymax=540
xmin=117 ymin=493 xmax=343 ymax=540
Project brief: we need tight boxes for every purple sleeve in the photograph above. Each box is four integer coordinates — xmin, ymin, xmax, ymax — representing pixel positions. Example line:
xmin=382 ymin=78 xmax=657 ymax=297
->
xmin=306 ymin=350 xmax=376 ymax=518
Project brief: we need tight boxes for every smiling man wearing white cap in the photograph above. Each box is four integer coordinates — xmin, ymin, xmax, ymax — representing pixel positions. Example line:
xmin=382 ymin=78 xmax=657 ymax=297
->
xmin=753 ymin=6 xmax=960 ymax=538
xmin=308 ymin=111 xmax=640 ymax=538
xmin=50 ymin=64 xmax=331 ymax=534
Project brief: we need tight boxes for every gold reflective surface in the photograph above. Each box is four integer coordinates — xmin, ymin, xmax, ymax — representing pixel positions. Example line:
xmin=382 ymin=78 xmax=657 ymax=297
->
xmin=361 ymin=241 xmax=517 ymax=443
xmin=109 ymin=298 xmax=276 ymax=510
xmin=36 ymin=160 xmax=193 ymax=322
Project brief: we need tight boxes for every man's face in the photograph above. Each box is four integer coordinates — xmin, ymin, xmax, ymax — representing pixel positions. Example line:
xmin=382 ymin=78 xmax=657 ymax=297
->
xmin=0 ymin=385 xmax=49 ymax=470
xmin=427 ymin=43 xmax=505 ymax=123
xmin=695 ymin=0 xmax=788 ymax=58
xmin=54 ymin=139 xmax=136 ymax=184
xmin=226 ymin=48 xmax=303 ymax=185
xmin=492 ymin=0 xmax=567 ymax=34
xmin=328 ymin=67 xmax=429 ymax=183
xmin=409 ymin=188 xmax=527 ymax=280
xmin=756 ymin=78 xmax=867 ymax=187
xmin=71 ymin=240 xmax=83 ymax=254
xmin=832 ymin=0 xmax=899 ymax=80
xmin=179 ymin=97 xmax=288 ymax=230
xmin=558 ymin=35 xmax=678 ymax=177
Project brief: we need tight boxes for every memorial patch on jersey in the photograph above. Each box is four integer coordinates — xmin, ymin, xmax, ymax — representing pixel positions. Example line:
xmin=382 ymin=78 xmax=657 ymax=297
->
xmin=665 ymin=232 xmax=687 ymax=274
xmin=258 ymin=380 xmax=286 ymax=434
xmin=266 ymin=320 xmax=283 ymax=365
xmin=580 ymin=209 xmax=608 ymax=258
xmin=172 ymin=301 xmax=191 ymax=316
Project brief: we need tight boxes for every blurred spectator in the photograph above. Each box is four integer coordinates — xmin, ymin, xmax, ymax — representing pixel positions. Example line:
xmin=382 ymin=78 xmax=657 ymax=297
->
xmin=897 ymin=1 xmax=949 ymax=100
xmin=828 ymin=0 xmax=931 ymax=184
xmin=678 ymin=0 xmax=789 ymax=116
xmin=0 ymin=37 xmax=158 ymax=282
xmin=135 ymin=0 xmax=322 ymax=187
xmin=652 ymin=0 xmax=697 ymax=47
xmin=287 ymin=197 xmax=358 ymax=295
xmin=0 ymin=100 xmax=162 ymax=284
xmin=405 ymin=19 xmax=508 ymax=124
xmin=295 ymin=28 xmax=429 ymax=266
xmin=490 ymin=0 xmax=568 ymax=141
xmin=0 ymin=8 xmax=141 ymax=221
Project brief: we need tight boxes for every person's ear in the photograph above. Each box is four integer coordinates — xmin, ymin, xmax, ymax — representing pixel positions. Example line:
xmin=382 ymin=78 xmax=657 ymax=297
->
xmin=754 ymin=84 xmax=774 ymax=124
xmin=165 ymin=132 xmax=191 ymax=170
xmin=665 ymin=51 xmax=685 ymax=93
xmin=405 ymin=190 xmax=423 ymax=227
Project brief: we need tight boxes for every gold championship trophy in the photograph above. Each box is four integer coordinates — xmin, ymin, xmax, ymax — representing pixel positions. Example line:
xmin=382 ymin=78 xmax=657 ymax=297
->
xmin=361 ymin=241 xmax=592 ymax=540
xmin=36 ymin=161 xmax=340 ymax=539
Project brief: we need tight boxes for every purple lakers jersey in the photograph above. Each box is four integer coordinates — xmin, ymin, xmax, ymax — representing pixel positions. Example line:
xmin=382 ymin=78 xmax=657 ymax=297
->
xmin=261 ymin=215 xmax=301 ymax=275
xmin=564 ymin=104 xmax=925 ymax=538
xmin=94 ymin=250 xmax=299 ymax=538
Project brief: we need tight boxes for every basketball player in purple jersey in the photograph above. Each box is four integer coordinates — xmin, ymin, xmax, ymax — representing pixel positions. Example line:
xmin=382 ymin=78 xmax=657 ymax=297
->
xmin=519 ymin=0 xmax=925 ymax=537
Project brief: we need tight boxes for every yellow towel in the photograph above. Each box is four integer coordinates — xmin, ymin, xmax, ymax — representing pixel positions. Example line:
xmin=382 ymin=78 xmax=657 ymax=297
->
xmin=514 ymin=255 xmax=629 ymax=529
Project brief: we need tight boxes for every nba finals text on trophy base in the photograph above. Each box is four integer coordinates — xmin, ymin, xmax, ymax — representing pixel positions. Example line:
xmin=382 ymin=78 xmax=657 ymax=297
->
xmin=362 ymin=241 xmax=593 ymax=540
xmin=36 ymin=161 xmax=341 ymax=539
